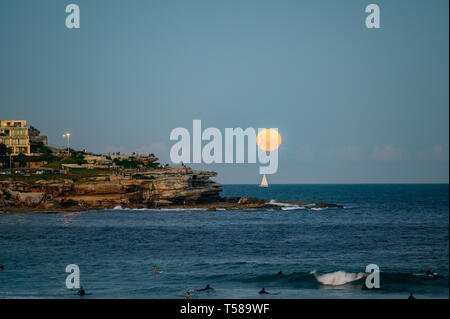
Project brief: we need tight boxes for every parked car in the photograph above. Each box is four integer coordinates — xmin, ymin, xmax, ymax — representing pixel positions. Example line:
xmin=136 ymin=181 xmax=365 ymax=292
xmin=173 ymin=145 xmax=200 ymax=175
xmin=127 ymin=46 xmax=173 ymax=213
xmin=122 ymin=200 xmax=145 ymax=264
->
xmin=0 ymin=170 xmax=11 ymax=175
xmin=52 ymin=169 xmax=63 ymax=174
xmin=35 ymin=170 xmax=45 ymax=175
xmin=15 ymin=169 xmax=28 ymax=175
xmin=44 ymin=169 xmax=53 ymax=174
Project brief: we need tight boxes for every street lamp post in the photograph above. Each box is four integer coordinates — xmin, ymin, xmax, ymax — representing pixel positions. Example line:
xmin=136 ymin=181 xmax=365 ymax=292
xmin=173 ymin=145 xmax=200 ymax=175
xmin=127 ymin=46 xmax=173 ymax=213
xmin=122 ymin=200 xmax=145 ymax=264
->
xmin=62 ymin=132 xmax=71 ymax=154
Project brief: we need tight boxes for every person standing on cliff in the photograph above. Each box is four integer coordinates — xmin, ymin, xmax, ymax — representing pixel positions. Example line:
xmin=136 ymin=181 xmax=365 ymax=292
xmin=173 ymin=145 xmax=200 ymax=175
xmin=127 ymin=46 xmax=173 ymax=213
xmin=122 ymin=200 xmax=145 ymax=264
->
xmin=180 ymin=161 xmax=188 ymax=174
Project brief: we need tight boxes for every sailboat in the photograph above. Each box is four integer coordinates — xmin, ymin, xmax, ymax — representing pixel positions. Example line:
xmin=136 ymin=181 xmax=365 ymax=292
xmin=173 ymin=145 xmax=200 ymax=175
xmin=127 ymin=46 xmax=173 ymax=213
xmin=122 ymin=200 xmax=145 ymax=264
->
xmin=259 ymin=174 xmax=268 ymax=187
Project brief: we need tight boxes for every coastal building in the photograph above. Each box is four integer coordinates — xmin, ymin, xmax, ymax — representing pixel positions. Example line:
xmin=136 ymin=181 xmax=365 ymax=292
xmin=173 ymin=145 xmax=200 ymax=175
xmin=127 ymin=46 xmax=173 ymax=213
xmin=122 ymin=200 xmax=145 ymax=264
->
xmin=0 ymin=120 xmax=31 ymax=155
xmin=29 ymin=125 xmax=48 ymax=146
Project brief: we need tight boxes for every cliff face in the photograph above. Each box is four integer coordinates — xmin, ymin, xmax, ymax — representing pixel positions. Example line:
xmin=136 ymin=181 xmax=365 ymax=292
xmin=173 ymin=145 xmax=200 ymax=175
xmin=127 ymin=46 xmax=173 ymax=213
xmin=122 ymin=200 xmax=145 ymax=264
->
xmin=0 ymin=168 xmax=222 ymax=210
xmin=0 ymin=168 xmax=344 ymax=212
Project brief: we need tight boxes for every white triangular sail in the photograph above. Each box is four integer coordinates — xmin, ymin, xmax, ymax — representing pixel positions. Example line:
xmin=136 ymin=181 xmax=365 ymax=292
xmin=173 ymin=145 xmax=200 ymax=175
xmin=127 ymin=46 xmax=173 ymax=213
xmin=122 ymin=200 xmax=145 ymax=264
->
xmin=260 ymin=174 xmax=268 ymax=187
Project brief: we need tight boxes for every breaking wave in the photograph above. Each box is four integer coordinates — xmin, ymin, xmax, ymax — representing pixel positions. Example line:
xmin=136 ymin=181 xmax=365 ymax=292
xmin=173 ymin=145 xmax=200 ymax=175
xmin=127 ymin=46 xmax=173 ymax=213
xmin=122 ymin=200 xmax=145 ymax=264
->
xmin=310 ymin=270 xmax=365 ymax=285
xmin=197 ymin=266 xmax=448 ymax=292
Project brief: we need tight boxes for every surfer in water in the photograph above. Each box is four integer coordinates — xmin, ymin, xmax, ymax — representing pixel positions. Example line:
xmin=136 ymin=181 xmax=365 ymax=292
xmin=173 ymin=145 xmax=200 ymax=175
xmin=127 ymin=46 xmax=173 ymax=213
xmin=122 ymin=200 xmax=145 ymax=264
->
xmin=152 ymin=266 xmax=160 ymax=274
xmin=259 ymin=288 xmax=270 ymax=294
xmin=76 ymin=287 xmax=86 ymax=296
xmin=193 ymin=284 xmax=213 ymax=292
xmin=0 ymin=264 xmax=3 ymax=270
xmin=408 ymin=292 xmax=415 ymax=300
xmin=426 ymin=269 xmax=439 ymax=279
xmin=277 ymin=270 xmax=283 ymax=275
xmin=184 ymin=291 xmax=191 ymax=299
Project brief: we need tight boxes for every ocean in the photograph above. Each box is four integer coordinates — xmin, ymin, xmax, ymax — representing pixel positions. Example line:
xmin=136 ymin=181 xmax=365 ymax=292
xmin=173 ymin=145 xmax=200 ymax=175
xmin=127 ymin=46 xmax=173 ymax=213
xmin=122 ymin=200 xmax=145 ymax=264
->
xmin=0 ymin=184 xmax=448 ymax=299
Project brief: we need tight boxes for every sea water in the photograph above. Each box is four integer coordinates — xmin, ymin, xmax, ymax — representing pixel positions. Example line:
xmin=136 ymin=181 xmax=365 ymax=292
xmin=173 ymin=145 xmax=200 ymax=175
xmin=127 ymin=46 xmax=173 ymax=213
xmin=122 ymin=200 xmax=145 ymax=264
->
xmin=0 ymin=184 xmax=448 ymax=298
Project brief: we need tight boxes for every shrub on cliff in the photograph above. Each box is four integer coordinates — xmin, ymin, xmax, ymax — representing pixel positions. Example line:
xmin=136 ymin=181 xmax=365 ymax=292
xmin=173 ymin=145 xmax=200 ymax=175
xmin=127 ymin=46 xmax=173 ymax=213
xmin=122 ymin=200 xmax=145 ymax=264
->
xmin=145 ymin=162 xmax=159 ymax=169
xmin=113 ymin=158 xmax=140 ymax=169
xmin=61 ymin=154 xmax=87 ymax=165
xmin=0 ymin=143 xmax=12 ymax=166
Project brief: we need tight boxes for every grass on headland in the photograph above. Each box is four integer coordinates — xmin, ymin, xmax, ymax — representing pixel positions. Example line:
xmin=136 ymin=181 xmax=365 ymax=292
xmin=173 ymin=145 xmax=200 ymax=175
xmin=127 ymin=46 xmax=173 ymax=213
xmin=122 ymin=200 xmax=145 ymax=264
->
xmin=0 ymin=168 xmax=113 ymax=184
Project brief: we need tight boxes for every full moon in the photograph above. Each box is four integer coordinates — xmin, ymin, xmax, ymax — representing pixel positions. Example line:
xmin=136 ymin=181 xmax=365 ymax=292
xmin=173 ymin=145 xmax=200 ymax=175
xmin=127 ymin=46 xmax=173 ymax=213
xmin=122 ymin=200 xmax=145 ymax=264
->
xmin=256 ymin=129 xmax=282 ymax=152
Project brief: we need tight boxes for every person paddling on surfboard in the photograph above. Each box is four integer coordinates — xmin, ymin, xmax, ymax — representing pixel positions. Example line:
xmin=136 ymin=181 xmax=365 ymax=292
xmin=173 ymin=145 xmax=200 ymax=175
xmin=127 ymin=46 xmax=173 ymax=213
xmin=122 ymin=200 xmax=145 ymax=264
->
xmin=259 ymin=288 xmax=270 ymax=294
xmin=193 ymin=284 xmax=213 ymax=292
xmin=76 ymin=287 xmax=86 ymax=296
xmin=426 ymin=269 xmax=439 ymax=279
xmin=152 ymin=266 xmax=160 ymax=274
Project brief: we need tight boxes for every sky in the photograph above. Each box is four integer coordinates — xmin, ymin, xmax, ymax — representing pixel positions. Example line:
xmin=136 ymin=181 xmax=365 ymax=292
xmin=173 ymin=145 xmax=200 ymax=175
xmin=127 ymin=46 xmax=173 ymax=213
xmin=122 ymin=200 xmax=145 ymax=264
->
xmin=0 ymin=0 xmax=448 ymax=184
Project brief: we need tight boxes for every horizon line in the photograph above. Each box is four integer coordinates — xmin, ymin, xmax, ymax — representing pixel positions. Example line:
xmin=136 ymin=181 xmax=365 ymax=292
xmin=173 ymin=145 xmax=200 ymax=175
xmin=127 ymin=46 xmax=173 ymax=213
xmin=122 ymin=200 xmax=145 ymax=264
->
xmin=220 ymin=182 xmax=449 ymax=185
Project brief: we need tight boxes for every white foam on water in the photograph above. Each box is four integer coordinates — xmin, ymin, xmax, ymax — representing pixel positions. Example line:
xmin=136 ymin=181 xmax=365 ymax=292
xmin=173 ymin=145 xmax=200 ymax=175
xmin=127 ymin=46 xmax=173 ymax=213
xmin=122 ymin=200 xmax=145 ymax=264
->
xmin=310 ymin=270 xmax=365 ymax=286
xmin=268 ymin=200 xmax=328 ymax=211
xmin=269 ymin=200 xmax=305 ymax=210
xmin=268 ymin=200 xmax=292 ymax=207
xmin=342 ymin=205 xmax=358 ymax=209
xmin=281 ymin=206 xmax=305 ymax=211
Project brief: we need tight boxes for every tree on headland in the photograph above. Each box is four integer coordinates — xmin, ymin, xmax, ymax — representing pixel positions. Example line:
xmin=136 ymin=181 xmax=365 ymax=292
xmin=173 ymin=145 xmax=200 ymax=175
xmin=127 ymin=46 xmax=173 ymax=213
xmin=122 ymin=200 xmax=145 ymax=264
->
xmin=16 ymin=152 xmax=27 ymax=168
xmin=0 ymin=143 xmax=12 ymax=166
xmin=0 ymin=143 xmax=8 ymax=156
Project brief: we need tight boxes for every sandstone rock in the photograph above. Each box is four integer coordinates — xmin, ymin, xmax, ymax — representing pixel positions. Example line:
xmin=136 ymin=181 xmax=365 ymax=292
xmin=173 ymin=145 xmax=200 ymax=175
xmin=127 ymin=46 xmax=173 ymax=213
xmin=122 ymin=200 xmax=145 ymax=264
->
xmin=238 ymin=197 xmax=266 ymax=205
xmin=6 ymin=190 xmax=20 ymax=199
xmin=42 ymin=201 xmax=57 ymax=209
xmin=1 ymin=169 xmax=223 ymax=210
xmin=221 ymin=196 xmax=241 ymax=203
xmin=0 ymin=168 xmax=346 ymax=212
xmin=32 ymin=180 xmax=74 ymax=196
xmin=17 ymin=192 xmax=45 ymax=206
xmin=58 ymin=198 xmax=79 ymax=208
xmin=1 ymin=199 xmax=19 ymax=207
xmin=72 ymin=181 xmax=125 ymax=195
xmin=153 ymin=199 xmax=172 ymax=206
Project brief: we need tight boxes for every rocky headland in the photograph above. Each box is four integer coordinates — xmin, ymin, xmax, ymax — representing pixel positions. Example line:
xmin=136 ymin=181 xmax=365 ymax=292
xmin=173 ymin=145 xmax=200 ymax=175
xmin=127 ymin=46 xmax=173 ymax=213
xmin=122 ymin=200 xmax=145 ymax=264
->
xmin=0 ymin=167 xmax=342 ymax=212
